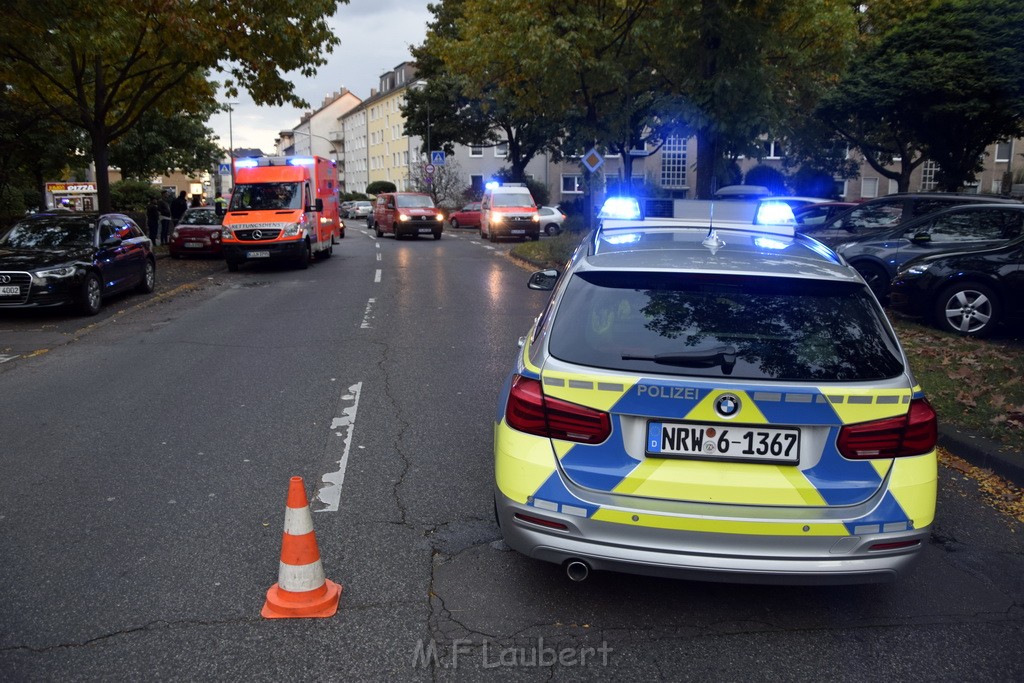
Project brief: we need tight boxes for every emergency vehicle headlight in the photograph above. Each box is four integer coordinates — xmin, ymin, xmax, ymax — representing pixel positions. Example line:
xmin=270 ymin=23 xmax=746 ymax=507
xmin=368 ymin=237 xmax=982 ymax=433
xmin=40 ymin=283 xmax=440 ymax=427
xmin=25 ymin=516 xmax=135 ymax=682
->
xmin=288 ymin=157 xmax=315 ymax=166
xmin=755 ymin=201 xmax=796 ymax=225
xmin=283 ymin=223 xmax=303 ymax=236
xmin=221 ymin=226 xmax=233 ymax=239
xmin=234 ymin=159 xmax=258 ymax=169
xmin=598 ymin=197 xmax=642 ymax=220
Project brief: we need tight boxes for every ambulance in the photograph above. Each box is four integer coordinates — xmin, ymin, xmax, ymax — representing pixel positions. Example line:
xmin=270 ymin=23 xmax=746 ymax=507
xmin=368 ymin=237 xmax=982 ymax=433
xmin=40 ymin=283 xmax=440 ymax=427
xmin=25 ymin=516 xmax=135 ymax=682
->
xmin=221 ymin=156 xmax=341 ymax=271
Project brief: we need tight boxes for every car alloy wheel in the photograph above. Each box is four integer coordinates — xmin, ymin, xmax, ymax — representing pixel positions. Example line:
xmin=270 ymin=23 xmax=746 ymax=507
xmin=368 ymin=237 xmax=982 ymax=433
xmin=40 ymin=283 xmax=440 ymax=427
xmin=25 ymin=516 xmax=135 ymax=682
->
xmin=936 ymin=283 xmax=998 ymax=337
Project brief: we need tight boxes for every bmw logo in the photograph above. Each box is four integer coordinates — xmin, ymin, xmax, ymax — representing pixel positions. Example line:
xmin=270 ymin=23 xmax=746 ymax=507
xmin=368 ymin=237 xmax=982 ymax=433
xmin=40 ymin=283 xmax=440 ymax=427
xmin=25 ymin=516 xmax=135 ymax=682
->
xmin=715 ymin=393 xmax=741 ymax=418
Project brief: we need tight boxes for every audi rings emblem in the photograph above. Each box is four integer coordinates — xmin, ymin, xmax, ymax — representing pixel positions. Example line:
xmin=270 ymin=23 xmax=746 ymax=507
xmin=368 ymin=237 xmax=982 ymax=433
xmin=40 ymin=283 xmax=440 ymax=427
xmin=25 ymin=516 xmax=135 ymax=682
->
xmin=252 ymin=229 xmax=263 ymax=240
xmin=715 ymin=393 xmax=741 ymax=418
xmin=0 ymin=275 xmax=11 ymax=284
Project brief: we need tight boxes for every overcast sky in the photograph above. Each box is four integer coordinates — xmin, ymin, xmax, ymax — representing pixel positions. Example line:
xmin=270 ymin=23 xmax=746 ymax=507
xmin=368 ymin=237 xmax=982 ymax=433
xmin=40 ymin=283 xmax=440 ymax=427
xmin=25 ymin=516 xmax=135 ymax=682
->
xmin=208 ymin=0 xmax=433 ymax=153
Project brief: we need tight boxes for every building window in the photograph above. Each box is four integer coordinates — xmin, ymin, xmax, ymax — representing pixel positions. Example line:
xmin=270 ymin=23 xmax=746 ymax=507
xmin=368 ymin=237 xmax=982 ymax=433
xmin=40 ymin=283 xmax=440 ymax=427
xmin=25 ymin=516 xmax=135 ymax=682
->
xmin=470 ymin=175 xmax=484 ymax=193
xmin=764 ymin=140 xmax=784 ymax=159
xmin=920 ymin=161 xmax=938 ymax=191
xmin=660 ymin=135 xmax=687 ymax=189
xmin=562 ymin=175 xmax=583 ymax=194
xmin=996 ymin=141 xmax=1012 ymax=163
xmin=861 ymin=177 xmax=879 ymax=198
xmin=495 ymin=142 xmax=508 ymax=158
xmin=470 ymin=145 xmax=483 ymax=158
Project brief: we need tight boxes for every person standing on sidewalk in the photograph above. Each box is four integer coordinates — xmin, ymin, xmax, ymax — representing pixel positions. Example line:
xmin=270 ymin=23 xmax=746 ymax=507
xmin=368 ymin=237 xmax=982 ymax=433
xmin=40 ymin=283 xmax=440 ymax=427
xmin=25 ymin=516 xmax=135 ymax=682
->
xmin=146 ymin=197 xmax=160 ymax=243
xmin=171 ymin=190 xmax=188 ymax=227
xmin=158 ymin=193 xmax=172 ymax=245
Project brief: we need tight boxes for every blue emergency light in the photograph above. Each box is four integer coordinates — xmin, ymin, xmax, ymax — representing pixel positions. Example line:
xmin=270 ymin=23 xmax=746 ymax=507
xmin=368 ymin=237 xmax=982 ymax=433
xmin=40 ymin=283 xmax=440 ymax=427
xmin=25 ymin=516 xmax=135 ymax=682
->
xmin=754 ymin=201 xmax=796 ymax=226
xmin=288 ymin=157 xmax=315 ymax=166
xmin=234 ymin=158 xmax=259 ymax=169
xmin=598 ymin=197 xmax=643 ymax=220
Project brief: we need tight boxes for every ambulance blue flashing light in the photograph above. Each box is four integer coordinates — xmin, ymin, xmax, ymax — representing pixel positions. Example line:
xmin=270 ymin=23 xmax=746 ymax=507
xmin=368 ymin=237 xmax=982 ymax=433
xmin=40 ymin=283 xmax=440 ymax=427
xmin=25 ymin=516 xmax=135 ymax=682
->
xmin=288 ymin=157 xmax=315 ymax=166
xmin=598 ymin=197 xmax=643 ymax=220
xmin=755 ymin=200 xmax=796 ymax=226
xmin=485 ymin=180 xmax=500 ymax=190
xmin=234 ymin=158 xmax=259 ymax=169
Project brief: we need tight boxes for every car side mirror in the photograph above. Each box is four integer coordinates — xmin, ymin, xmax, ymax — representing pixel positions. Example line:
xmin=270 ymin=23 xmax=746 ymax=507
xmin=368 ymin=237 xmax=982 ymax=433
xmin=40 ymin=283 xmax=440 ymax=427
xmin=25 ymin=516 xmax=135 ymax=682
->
xmin=528 ymin=269 xmax=559 ymax=291
xmin=910 ymin=232 xmax=931 ymax=244
xmin=309 ymin=198 xmax=324 ymax=213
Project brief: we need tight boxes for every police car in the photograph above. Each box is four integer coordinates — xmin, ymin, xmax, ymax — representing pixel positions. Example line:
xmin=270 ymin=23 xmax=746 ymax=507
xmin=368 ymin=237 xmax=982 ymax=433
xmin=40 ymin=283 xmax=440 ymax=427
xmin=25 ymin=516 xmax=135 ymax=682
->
xmin=493 ymin=198 xmax=937 ymax=585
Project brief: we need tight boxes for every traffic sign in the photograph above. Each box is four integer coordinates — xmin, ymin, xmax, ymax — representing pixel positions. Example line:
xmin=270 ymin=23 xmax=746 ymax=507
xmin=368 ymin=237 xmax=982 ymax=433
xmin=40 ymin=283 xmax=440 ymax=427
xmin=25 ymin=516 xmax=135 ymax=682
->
xmin=582 ymin=147 xmax=604 ymax=173
xmin=425 ymin=163 xmax=436 ymax=175
xmin=218 ymin=163 xmax=231 ymax=175
xmin=430 ymin=151 xmax=446 ymax=165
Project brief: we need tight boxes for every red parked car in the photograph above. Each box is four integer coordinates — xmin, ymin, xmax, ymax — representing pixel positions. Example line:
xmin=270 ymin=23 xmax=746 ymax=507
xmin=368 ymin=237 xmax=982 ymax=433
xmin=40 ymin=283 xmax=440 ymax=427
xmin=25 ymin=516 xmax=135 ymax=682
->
xmin=169 ymin=206 xmax=225 ymax=258
xmin=447 ymin=202 xmax=482 ymax=230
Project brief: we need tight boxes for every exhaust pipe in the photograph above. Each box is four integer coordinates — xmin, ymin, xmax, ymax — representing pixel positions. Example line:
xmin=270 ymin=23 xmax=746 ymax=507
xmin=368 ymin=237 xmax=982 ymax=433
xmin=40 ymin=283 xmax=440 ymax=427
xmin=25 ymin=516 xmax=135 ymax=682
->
xmin=565 ymin=560 xmax=590 ymax=582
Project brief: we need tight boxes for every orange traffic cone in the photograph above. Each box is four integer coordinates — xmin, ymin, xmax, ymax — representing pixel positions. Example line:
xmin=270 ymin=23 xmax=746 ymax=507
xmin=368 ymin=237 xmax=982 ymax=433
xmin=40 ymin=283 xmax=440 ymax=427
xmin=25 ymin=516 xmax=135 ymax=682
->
xmin=261 ymin=476 xmax=342 ymax=619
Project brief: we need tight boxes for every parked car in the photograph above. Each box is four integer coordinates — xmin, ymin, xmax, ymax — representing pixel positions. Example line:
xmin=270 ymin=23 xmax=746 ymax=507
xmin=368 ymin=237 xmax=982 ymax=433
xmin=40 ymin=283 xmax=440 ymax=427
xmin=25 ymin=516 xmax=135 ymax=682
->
xmin=536 ymin=206 xmax=567 ymax=235
xmin=169 ymin=206 xmax=225 ymax=259
xmin=834 ymin=204 xmax=1024 ymax=299
xmin=797 ymin=193 xmax=1021 ymax=247
xmin=495 ymin=197 xmax=936 ymax=584
xmin=447 ymin=202 xmax=482 ymax=230
xmin=890 ymin=235 xmax=1024 ymax=337
xmin=793 ymin=201 xmax=857 ymax=227
xmin=340 ymin=201 xmax=354 ymax=218
xmin=0 ymin=212 xmax=155 ymax=315
xmin=371 ymin=192 xmax=444 ymax=240
xmin=348 ymin=200 xmax=372 ymax=220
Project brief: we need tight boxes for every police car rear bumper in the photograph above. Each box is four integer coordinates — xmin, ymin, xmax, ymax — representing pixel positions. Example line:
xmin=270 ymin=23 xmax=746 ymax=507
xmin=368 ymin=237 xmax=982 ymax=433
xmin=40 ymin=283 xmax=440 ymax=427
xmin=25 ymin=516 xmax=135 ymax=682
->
xmin=495 ymin=489 xmax=926 ymax=585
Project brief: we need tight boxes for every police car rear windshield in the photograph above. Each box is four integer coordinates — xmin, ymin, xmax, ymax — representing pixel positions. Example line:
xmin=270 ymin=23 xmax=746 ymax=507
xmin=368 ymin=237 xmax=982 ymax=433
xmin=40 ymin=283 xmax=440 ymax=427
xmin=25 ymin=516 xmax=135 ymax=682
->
xmin=547 ymin=272 xmax=903 ymax=381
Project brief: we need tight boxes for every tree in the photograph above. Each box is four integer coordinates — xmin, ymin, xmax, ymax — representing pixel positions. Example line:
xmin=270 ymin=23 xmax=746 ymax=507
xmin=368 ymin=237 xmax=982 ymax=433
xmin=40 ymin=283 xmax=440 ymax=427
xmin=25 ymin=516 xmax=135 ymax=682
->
xmin=409 ymin=159 xmax=468 ymax=208
xmin=366 ymin=181 xmax=396 ymax=195
xmin=0 ymin=0 xmax=343 ymax=212
xmin=647 ymin=0 xmax=858 ymax=197
xmin=818 ymin=0 xmax=1024 ymax=192
xmin=109 ymin=102 xmax=222 ymax=180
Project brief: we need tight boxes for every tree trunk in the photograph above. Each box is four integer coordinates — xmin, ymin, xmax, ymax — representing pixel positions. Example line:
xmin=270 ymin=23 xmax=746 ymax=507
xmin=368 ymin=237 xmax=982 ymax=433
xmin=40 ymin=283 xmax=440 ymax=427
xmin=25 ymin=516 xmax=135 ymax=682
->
xmin=92 ymin=128 xmax=112 ymax=212
xmin=695 ymin=128 xmax=718 ymax=199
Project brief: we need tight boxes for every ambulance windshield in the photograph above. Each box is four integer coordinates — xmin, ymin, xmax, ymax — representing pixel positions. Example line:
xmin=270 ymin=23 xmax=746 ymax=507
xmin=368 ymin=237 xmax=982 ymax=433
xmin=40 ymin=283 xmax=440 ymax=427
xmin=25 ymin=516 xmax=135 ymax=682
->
xmin=229 ymin=183 xmax=302 ymax=211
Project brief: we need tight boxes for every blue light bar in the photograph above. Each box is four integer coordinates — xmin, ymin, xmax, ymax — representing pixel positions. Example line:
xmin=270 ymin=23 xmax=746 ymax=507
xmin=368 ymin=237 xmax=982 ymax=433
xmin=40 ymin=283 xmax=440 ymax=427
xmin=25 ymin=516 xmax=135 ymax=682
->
xmin=234 ymin=158 xmax=258 ymax=168
xmin=288 ymin=157 xmax=315 ymax=166
xmin=755 ymin=201 xmax=796 ymax=225
xmin=604 ymin=233 xmax=642 ymax=245
xmin=598 ymin=197 xmax=642 ymax=220
xmin=485 ymin=180 xmax=500 ymax=190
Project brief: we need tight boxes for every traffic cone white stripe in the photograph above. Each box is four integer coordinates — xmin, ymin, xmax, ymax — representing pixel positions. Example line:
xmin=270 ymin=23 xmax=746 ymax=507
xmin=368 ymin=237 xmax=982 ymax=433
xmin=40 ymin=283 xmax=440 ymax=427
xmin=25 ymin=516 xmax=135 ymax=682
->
xmin=277 ymin=560 xmax=327 ymax=593
xmin=283 ymin=506 xmax=315 ymax=536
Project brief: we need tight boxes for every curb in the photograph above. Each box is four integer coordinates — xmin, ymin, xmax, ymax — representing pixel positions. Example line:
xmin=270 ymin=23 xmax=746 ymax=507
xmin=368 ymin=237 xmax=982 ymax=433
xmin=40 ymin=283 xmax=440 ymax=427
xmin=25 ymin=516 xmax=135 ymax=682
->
xmin=938 ymin=425 xmax=1024 ymax=487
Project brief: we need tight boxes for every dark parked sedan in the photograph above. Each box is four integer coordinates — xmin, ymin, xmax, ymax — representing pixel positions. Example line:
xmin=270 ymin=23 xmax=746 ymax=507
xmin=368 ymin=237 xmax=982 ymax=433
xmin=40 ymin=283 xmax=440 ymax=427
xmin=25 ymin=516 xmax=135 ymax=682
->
xmin=889 ymin=235 xmax=1024 ymax=337
xmin=0 ymin=212 xmax=155 ymax=315
xmin=834 ymin=203 xmax=1024 ymax=299
xmin=169 ymin=206 xmax=224 ymax=258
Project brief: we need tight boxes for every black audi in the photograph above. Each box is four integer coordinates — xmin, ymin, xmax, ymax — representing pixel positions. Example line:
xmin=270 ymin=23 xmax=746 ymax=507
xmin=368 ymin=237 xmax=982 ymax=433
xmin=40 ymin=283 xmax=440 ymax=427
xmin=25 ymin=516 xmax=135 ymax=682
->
xmin=0 ymin=212 xmax=155 ymax=315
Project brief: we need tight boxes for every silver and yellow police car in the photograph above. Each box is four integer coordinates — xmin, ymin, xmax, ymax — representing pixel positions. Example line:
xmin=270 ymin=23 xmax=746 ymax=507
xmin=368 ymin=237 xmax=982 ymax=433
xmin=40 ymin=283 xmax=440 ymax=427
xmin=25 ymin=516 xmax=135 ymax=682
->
xmin=494 ymin=198 xmax=937 ymax=585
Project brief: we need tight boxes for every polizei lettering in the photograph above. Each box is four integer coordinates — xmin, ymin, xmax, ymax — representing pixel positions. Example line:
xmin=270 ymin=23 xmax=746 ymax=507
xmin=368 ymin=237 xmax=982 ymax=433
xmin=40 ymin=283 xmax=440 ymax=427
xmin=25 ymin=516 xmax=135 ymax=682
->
xmin=636 ymin=385 xmax=700 ymax=400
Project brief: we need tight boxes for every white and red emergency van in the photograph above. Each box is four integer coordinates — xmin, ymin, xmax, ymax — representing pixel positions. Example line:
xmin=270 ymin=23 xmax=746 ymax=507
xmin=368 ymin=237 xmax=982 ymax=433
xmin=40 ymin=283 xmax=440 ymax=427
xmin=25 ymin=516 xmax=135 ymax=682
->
xmin=221 ymin=156 xmax=341 ymax=271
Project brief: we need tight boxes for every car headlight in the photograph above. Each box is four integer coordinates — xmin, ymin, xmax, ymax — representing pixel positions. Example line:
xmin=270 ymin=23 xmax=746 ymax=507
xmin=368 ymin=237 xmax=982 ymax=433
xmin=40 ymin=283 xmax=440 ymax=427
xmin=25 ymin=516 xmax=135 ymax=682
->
xmin=34 ymin=264 xmax=77 ymax=279
xmin=211 ymin=231 xmax=221 ymax=240
xmin=221 ymin=226 xmax=233 ymax=239
xmin=399 ymin=214 xmax=411 ymax=222
xmin=532 ymin=214 xmax=540 ymax=223
xmin=491 ymin=213 xmax=504 ymax=222
xmin=171 ymin=229 xmax=180 ymax=240
xmin=282 ymin=222 xmax=304 ymax=237
xmin=435 ymin=213 xmax=444 ymax=222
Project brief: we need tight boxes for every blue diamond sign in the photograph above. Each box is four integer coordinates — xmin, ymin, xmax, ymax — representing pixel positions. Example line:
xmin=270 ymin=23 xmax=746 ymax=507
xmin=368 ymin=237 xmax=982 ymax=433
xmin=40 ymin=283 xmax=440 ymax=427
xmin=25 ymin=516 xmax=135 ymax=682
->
xmin=582 ymin=148 xmax=604 ymax=173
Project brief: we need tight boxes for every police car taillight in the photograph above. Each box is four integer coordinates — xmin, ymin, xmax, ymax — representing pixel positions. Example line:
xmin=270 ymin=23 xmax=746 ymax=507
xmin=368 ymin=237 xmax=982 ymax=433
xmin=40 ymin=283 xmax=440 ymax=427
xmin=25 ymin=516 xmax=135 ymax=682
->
xmin=505 ymin=375 xmax=611 ymax=444
xmin=837 ymin=398 xmax=937 ymax=459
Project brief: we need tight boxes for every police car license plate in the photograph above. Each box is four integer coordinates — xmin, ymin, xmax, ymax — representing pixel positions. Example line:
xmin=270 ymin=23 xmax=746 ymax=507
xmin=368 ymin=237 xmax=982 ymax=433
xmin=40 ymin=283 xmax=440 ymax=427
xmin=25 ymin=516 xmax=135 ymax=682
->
xmin=247 ymin=250 xmax=270 ymax=258
xmin=646 ymin=421 xmax=799 ymax=464
xmin=0 ymin=286 xmax=19 ymax=296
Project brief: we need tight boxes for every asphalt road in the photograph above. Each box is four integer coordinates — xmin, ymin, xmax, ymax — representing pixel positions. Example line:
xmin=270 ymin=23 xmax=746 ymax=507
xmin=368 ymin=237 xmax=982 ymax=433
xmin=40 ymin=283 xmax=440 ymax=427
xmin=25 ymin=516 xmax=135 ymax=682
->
xmin=1 ymin=228 xmax=1022 ymax=681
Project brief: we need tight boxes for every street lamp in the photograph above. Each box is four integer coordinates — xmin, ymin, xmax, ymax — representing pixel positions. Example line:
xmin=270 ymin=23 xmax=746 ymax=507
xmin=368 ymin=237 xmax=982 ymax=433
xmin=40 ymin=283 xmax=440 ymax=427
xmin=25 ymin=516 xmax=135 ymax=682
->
xmin=226 ymin=102 xmax=238 ymax=189
xmin=285 ymin=130 xmax=340 ymax=160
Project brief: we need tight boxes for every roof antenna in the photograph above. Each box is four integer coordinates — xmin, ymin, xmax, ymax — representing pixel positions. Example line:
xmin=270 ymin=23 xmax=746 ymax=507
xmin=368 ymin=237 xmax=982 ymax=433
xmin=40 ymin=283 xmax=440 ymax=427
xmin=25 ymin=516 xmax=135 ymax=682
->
xmin=702 ymin=196 xmax=726 ymax=255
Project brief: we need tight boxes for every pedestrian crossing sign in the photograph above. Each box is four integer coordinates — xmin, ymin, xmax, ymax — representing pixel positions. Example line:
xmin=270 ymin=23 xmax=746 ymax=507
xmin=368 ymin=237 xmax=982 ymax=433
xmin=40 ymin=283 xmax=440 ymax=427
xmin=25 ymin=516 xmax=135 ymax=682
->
xmin=431 ymin=151 xmax=445 ymax=165
xmin=218 ymin=163 xmax=231 ymax=174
